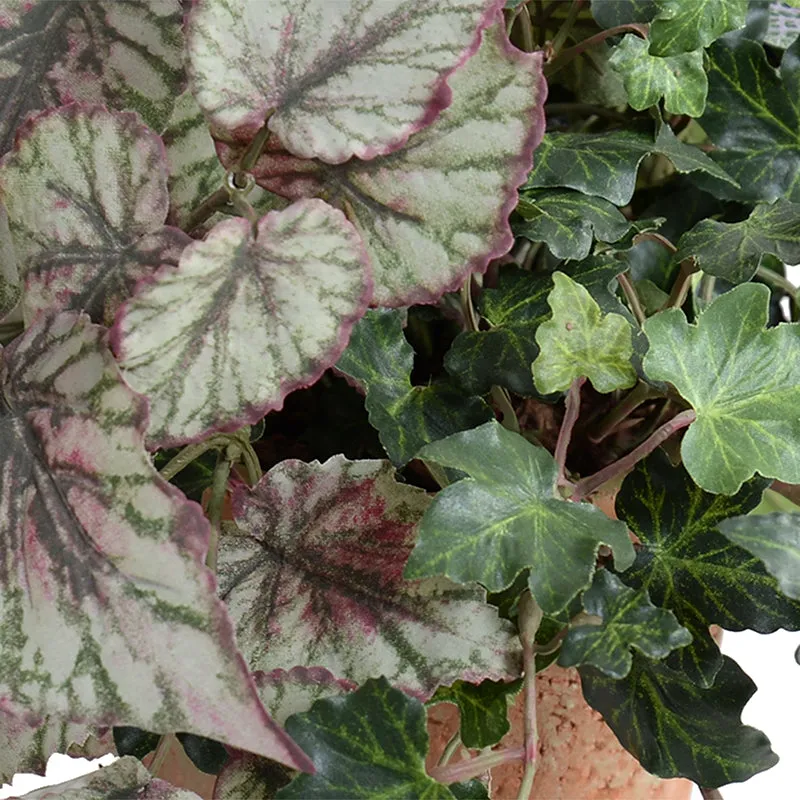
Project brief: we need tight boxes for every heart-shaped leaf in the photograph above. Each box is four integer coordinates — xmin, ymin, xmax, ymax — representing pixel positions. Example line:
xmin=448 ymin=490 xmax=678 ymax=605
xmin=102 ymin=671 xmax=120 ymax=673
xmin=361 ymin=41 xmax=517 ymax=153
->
xmin=0 ymin=312 xmax=311 ymax=772
xmin=648 ymin=0 xmax=748 ymax=56
xmin=114 ymin=200 xmax=371 ymax=447
xmin=643 ymin=282 xmax=800 ymax=494
xmin=218 ymin=457 xmax=519 ymax=698
xmin=533 ymin=271 xmax=637 ymax=395
xmin=558 ymin=569 xmax=692 ymax=678
xmin=335 ymin=309 xmax=492 ymax=466
xmin=276 ymin=677 xmax=464 ymax=799
xmin=187 ymin=0 xmax=499 ymax=164
xmin=404 ymin=420 xmax=635 ymax=613
xmin=579 ymin=655 xmax=778 ymax=787
xmin=0 ymin=105 xmax=190 ymax=326
xmin=616 ymin=450 xmax=800 ymax=687
xmin=675 ymin=199 xmax=800 ymax=283
xmin=0 ymin=0 xmax=184 ymax=157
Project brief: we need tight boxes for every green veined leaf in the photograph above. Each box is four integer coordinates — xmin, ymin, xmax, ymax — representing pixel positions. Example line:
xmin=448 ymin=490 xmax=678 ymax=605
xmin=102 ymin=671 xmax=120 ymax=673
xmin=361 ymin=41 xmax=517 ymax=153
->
xmin=591 ymin=0 xmax=660 ymax=29
xmin=648 ymin=0 xmax=749 ymax=56
xmin=616 ymin=450 xmax=800 ymax=687
xmin=0 ymin=312 xmax=310 ymax=771
xmin=114 ymin=200 xmax=371 ymax=447
xmin=428 ymin=678 xmax=522 ymax=748
xmin=558 ymin=570 xmax=692 ymax=678
xmin=675 ymin=199 xmax=800 ymax=283
xmin=187 ymin=0 xmax=498 ymax=164
xmin=525 ymin=128 xmax=736 ymax=206
xmin=0 ymin=0 xmax=184 ymax=156
xmin=219 ymin=457 xmax=519 ymax=699
xmin=404 ymin=420 xmax=635 ymax=614
xmin=579 ymin=655 xmax=778 ymax=787
xmin=444 ymin=259 xmax=627 ymax=396
xmin=276 ymin=678 xmax=464 ymax=799
xmin=718 ymin=513 xmax=800 ymax=600
xmin=696 ymin=37 xmax=800 ymax=202
xmin=214 ymin=754 xmax=293 ymax=800
xmin=609 ymin=35 xmax=707 ymax=116
xmin=643 ymin=283 xmax=800 ymax=494
xmin=0 ymin=105 xmax=190 ymax=326
xmin=533 ymin=271 xmax=637 ymax=395
xmin=335 ymin=308 xmax=492 ymax=466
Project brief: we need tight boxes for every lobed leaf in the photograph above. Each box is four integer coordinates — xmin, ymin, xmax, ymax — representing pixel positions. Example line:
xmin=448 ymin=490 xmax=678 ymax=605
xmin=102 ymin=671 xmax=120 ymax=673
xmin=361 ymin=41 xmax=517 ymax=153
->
xmin=648 ymin=0 xmax=749 ymax=56
xmin=558 ymin=570 xmax=692 ymax=679
xmin=335 ymin=308 xmax=492 ymax=466
xmin=643 ymin=283 xmax=800 ymax=494
xmin=533 ymin=271 xmax=637 ymax=395
xmin=404 ymin=420 xmax=635 ymax=614
xmin=0 ymin=0 xmax=184 ymax=156
xmin=0 ymin=105 xmax=190 ymax=326
xmin=218 ymin=457 xmax=520 ymax=699
xmin=114 ymin=200 xmax=371 ymax=447
xmin=580 ymin=656 xmax=778 ymax=787
xmin=187 ymin=0 xmax=500 ymax=164
xmin=0 ymin=312 xmax=310 ymax=770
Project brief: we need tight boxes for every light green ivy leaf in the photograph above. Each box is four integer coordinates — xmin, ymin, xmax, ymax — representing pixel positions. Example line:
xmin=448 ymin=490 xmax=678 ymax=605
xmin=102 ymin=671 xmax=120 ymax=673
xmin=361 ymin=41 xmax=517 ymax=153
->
xmin=649 ymin=0 xmax=749 ymax=56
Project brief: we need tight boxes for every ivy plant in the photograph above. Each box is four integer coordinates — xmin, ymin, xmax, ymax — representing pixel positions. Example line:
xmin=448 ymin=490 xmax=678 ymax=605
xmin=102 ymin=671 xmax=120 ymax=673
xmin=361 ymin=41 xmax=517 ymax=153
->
xmin=1 ymin=0 xmax=799 ymax=797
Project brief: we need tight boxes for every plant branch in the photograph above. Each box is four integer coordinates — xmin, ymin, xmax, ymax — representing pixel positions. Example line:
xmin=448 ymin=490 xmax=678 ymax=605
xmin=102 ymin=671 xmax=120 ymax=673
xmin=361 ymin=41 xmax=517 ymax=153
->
xmin=662 ymin=258 xmax=697 ymax=310
xmin=544 ymin=23 xmax=648 ymax=77
xmin=183 ymin=186 xmax=231 ymax=235
xmin=237 ymin=111 xmax=274 ymax=175
xmin=554 ymin=377 xmax=584 ymax=487
xmin=159 ymin=437 xmax=228 ymax=481
xmin=631 ymin=231 xmax=677 ymax=253
xmin=550 ymin=0 xmax=584 ymax=56
xmin=429 ymin=746 xmax=524 ymax=785
xmin=438 ymin=732 xmax=462 ymax=767
xmin=205 ymin=451 xmax=234 ymax=572
xmin=517 ymin=591 xmax=544 ymax=800
xmin=574 ymin=409 xmax=696 ymax=499
xmin=589 ymin=381 xmax=661 ymax=444
xmin=617 ymin=271 xmax=646 ymax=327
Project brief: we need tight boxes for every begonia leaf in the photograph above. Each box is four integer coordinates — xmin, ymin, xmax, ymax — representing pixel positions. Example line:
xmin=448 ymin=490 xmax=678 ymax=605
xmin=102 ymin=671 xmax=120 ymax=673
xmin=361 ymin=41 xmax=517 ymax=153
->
xmin=0 ymin=0 xmax=184 ymax=156
xmin=187 ymin=0 xmax=499 ymax=164
xmin=445 ymin=259 xmax=626 ymax=396
xmin=114 ymin=200 xmax=371 ymax=447
xmin=609 ymin=35 xmax=707 ymax=116
xmin=19 ymin=755 xmax=201 ymax=799
xmin=558 ymin=570 xmax=692 ymax=679
xmin=718 ymin=513 xmax=800 ymax=600
xmin=276 ymin=678 xmax=461 ymax=799
xmin=616 ymin=451 xmax=800 ymax=687
xmin=526 ymin=127 xmax=735 ymax=206
xmin=643 ymin=283 xmax=800 ymax=494
xmin=533 ymin=271 xmax=637 ymax=395
xmin=113 ymin=726 xmax=160 ymax=761
xmin=0 ymin=204 xmax=18 ymax=319
xmin=648 ymin=0 xmax=749 ymax=56
xmin=765 ymin=1 xmax=800 ymax=48
xmin=0 ymin=312 xmax=311 ymax=771
xmin=214 ymin=754 xmax=293 ymax=800
xmin=218 ymin=457 xmax=519 ymax=699
xmin=580 ymin=655 xmax=778 ymax=787
xmin=246 ymin=21 xmax=546 ymax=307
xmin=335 ymin=309 xmax=492 ymax=466
xmin=176 ymin=732 xmax=229 ymax=776
xmin=404 ymin=421 xmax=635 ymax=614
xmin=675 ymin=199 xmax=800 ymax=283
xmin=696 ymin=37 xmax=800 ymax=202
xmin=0 ymin=105 xmax=190 ymax=326
xmin=591 ymin=0 xmax=659 ymax=29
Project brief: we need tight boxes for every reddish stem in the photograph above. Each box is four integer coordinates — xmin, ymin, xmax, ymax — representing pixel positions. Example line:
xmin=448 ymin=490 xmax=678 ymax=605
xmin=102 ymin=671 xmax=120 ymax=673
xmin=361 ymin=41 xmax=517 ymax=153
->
xmin=428 ymin=747 xmax=525 ymax=785
xmin=554 ymin=377 xmax=585 ymax=489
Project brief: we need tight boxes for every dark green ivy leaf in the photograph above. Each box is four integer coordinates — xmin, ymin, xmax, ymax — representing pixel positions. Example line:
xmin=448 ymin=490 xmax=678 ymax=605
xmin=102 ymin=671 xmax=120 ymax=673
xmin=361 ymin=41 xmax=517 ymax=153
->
xmin=648 ymin=0 xmax=749 ymax=56
xmin=616 ymin=450 xmax=800 ymax=687
xmin=675 ymin=199 xmax=800 ymax=283
xmin=276 ymin=677 xmax=461 ymax=799
xmin=579 ymin=655 xmax=778 ymax=787
xmin=335 ymin=309 xmax=492 ymax=466
xmin=176 ymin=732 xmax=229 ymax=775
xmin=428 ymin=678 xmax=522 ymax=748
xmin=405 ymin=421 xmax=635 ymax=614
xmin=448 ymin=781 xmax=489 ymax=800
xmin=696 ymin=37 xmax=800 ymax=202
xmin=558 ymin=570 xmax=692 ymax=678
xmin=591 ymin=0 xmax=660 ymax=29
xmin=112 ymin=726 xmax=160 ymax=761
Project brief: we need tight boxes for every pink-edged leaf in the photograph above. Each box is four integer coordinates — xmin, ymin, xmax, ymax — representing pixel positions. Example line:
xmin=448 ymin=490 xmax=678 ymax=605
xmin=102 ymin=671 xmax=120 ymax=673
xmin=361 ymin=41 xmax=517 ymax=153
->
xmin=219 ymin=457 xmax=520 ymax=700
xmin=245 ymin=19 xmax=546 ymax=306
xmin=0 ymin=105 xmax=191 ymax=326
xmin=187 ymin=0 xmax=501 ymax=164
xmin=114 ymin=199 xmax=371 ymax=447
xmin=0 ymin=0 xmax=184 ymax=156
xmin=19 ymin=755 xmax=201 ymax=800
xmin=0 ymin=312 xmax=311 ymax=772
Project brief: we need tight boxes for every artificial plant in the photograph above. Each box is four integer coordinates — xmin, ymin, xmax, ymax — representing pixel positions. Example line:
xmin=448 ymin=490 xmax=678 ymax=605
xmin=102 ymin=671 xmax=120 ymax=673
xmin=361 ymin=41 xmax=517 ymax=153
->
xmin=1 ymin=0 xmax=800 ymax=798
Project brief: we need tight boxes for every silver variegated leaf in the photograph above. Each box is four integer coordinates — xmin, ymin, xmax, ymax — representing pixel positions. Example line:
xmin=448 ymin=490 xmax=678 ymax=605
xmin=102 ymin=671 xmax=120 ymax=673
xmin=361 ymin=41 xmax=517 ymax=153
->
xmin=0 ymin=312 xmax=311 ymax=772
xmin=218 ymin=457 xmax=520 ymax=699
xmin=114 ymin=199 xmax=371 ymax=447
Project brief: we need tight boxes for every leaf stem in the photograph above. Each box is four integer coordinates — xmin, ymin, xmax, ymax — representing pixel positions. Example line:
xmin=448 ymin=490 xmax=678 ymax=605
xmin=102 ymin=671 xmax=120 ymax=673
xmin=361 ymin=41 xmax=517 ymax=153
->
xmin=238 ymin=111 xmax=275 ymax=174
xmin=550 ymin=0 xmax=584 ymax=56
xmin=429 ymin=746 xmax=524 ymax=784
xmin=438 ymin=732 xmax=462 ymax=767
xmin=617 ymin=271 xmax=646 ymax=327
xmin=588 ymin=381 xmax=660 ymax=444
xmin=518 ymin=3 xmax=535 ymax=53
xmin=205 ymin=452 xmax=233 ymax=572
xmin=517 ymin=591 xmax=544 ymax=800
xmin=554 ymin=377 xmax=585 ymax=488
xmin=492 ymin=386 xmax=522 ymax=434
xmin=544 ymin=23 xmax=648 ymax=77
xmin=574 ymin=409 xmax=696 ymax=499
xmin=700 ymin=789 xmax=723 ymax=800
xmin=631 ymin=231 xmax=677 ymax=253
xmin=183 ymin=186 xmax=231 ymax=235
xmin=159 ymin=440 xmax=222 ymax=481
xmin=756 ymin=265 xmax=798 ymax=314
xmin=662 ymin=258 xmax=697 ymax=310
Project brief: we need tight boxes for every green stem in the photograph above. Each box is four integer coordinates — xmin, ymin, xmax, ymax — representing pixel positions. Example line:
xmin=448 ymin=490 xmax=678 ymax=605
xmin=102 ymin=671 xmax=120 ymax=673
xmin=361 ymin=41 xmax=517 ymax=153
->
xmin=617 ymin=271 xmax=646 ymax=327
xmin=159 ymin=440 xmax=220 ymax=481
xmin=438 ymin=732 xmax=462 ymax=767
xmin=662 ymin=258 xmax=697 ymax=310
xmin=550 ymin=0 xmax=583 ymax=55
xmin=574 ymin=410 xmax=696 ymax=500
xmin=429 ymin=746 xmax=524 ymax=784
xmin=491 ymin=385 xmax=521 ymax=434
xmin=517 ymin=591 xmax=544 ymax=800
xmin=206 ymin=452 xmax=233 ymax=572
xmin=183 ymin=186 xmax=231 ymax=235
xmin=756 ymin=265 xmax=798 ymax=311
xmin=518 ymin=3 xmax=535 ymax=53
xmin=544 ymin=23 xmax=648 ymax=77
xmin=554 ymin=377 xmax=584 ymax=487
xmin=588 ymin=381 xmax=660 ymax=444
xmin=238 ymin=111 xmax=275 ymax=174
xmin=238 ymin=439 xmax=263 ymax=486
